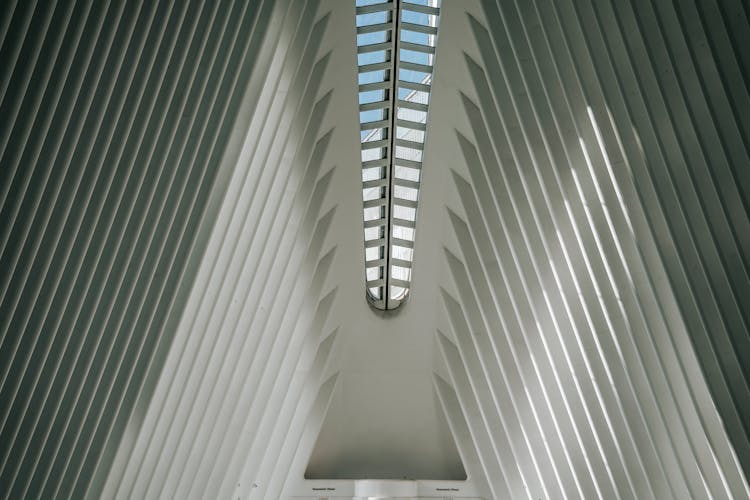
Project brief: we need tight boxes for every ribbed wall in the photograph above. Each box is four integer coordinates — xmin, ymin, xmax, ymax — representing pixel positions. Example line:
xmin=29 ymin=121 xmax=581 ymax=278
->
xmin=95 ymin=2 xmax=342 ymax=499
xmin=0 ymin=0 xmax=277 ymax=498
xmin=436 ymin=0 xmax=750 ymax=498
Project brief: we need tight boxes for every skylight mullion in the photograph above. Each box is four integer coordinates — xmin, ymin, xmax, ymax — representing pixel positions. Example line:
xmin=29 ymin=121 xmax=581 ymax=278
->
xmin=380 ymin=0 xmax=401 ymax=310
xmin=400 ymin=21 xmax=437 ymax=35
xmin=362 ymin=176 xmax=390 ymax=189
xmin=400 ymin=41 xmax=434 ymax=54
xmin=359 ymin=61 xmax=392 ymax=73
xmin=357 ymin=0 xmax=440 ymax=310
xmin=357 ymin=22 xmax=393 ymax=34
xmin=361 ymin=138 xmax=389 ymax=150
xmin=396 ymin=118 xmax=425 ymax=131
xmin=392 ymin=198 xmax=419 ymax=209
xmin=398 ymin=80 xmax=431 ymax=93
xmin=401 ymin=3 xmax=440 ymax=16
xmin=391 ymin=258 xmax=413 ymax=268
xmin=396 ymin=99 xmax=428 ymax=112
xmin=359 ymin=101 xmax=390 ymax=113
xmin=398 ymin=61 xmax=433 ymax=73
xmin=363 ymin=197 xmax=388 ymax=210
xmin=365 ymin=237 xmax=387 ymax=248
xmin=395 ymin=137 xmax=424 ymax=150
xmin=389 ymin=277 xmax=411 ymax=288
xmin=362 ymin=157 xmax=390 ymax=169
xmin=391 ymin=237 xmax=414 ymax=249
xmin=392 ymin=178 xmax=420 ymax=190
xmin=356 ymin=3 xmax=394 ymax=15
xmin=359 ymin=80 xmax=392 ymax=92
xmin=393 ymin=158 xmax=422 ymax=170
xmin=358 ymin=41 xmax=392 ymax=54
xmin=366 ymin=258 xmax=387 ymax=267
xmin=366 ymin=278 xmax=387 ymax=288
xmin=364 ymin=218 xmax=388 ymax=229
xmin=391 ymin=217 xmax=415 ymax=229
xmin=361 ymin=120 xmax=390 ymax=132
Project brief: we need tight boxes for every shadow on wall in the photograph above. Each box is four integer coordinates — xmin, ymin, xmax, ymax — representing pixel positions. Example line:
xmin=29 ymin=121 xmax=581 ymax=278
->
xmin=0 ymin=1 xmax=280 ymax=499
xmin=92 ymin=4 xmax=346 ymax=500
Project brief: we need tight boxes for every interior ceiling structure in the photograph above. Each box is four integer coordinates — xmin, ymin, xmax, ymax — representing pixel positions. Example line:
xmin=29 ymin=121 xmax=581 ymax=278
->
xmin=0 ymin=0 xmax=749 ymax=499
xmin=356 ymin=0 xmax=442 ymax=311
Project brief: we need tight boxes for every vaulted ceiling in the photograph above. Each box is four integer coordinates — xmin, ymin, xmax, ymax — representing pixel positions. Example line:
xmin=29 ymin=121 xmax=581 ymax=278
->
xmin=0 ymin=1 xmax=749 ymax=499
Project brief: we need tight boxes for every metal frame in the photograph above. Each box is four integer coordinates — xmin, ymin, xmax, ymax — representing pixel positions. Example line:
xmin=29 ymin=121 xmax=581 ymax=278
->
xmin=356 ymin=0 xmax=441 ymax=310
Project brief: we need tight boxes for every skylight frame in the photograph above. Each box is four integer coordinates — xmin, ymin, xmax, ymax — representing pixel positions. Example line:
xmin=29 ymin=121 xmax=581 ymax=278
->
xmin=356 ymin=0 xmax=441 ymax=310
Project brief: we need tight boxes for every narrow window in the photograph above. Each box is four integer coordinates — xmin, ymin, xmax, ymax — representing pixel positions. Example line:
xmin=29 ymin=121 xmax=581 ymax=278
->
xmin=356 ymin=0 xmax=441 ymax=310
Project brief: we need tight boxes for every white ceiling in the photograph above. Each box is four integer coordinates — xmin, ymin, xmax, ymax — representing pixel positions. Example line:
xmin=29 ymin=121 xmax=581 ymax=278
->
xmin=1 ymin=0 xmax=749 ymax=499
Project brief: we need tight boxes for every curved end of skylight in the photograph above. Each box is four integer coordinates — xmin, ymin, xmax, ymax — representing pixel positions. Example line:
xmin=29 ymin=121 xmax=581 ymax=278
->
xmin=366 ymin=285 xmax=410 ymax=311
xmin=356 ymin=0 xmax=441 ymax=311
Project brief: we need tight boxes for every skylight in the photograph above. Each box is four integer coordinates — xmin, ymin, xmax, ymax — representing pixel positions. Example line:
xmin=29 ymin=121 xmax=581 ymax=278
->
xmin=356 ymin=0 xmax=441 ymax=310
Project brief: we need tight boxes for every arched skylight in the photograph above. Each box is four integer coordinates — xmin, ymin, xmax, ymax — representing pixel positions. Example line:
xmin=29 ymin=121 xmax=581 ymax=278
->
xmin=356 ymin=0 xmax=441 ymax=310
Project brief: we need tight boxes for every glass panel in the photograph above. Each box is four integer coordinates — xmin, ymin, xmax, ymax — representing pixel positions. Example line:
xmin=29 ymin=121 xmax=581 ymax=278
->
xmin=394 ymin=165 xmax=420 ymax=181
xmin=363 ymin=186 xmax=384 ymax=201
xmin=399 ymin=68 xmax=431 ymax=84
xmin=394 ymin=185 xmax=418 ymax=201
xmin=402 ymin=10 xmax=438 ymax=27
xmin=392 ymin=265 xmax=411 ymax=281
xmin=392 ymin=245 xmax=413 ymax=261
xmin=397 ymin=107 xmax=426 ymax=121
xmin=393 ymin=225 xmax=415 ymax=240
xmin=395 ymin=146 xmax=423 ymax=162
xmin=360 ymin=108 xmax=386 ymax=123
xmin=397 ymin=126 xmax=424 ymax=142
xmin=398 ymin=88 xmax=429 ymax=103
xmin=359 ymin=69 xmax=388 ymax=85
xmin=400 ymin=29 xmax=430 ymax=46
xmin=358 ymin=50 xmax=388 ymax=65
xmin=356 ymin=11 xmax=388 ymax=27
xmin=364 ymin=206 xmax=384 ymax=221
xmin=364 ymin=226 xmax=384 ymax=240
xmin=392 ymin=205 xmax=416 ymax=221
xmin=363 ymin=166 xmax=385 ymax=181
xmin=362 ymin=128 xmax=386 ymax=141
xmin=361 ymin=147 xmax=385 ymax=162
xmin=359 ymin=89 xmax=386 ymax=104
xmin=400 ymin=48 xmax=430 ymax=65
xmin=366 ymin=246 xmax=382 ymax=261
xmin=358 ymin=31 xmax=389 ymax=46
xmin=366 ymin=267 xmax=382 ymax=281
xmin=357 ymin=0 xmax=441 ymax=309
